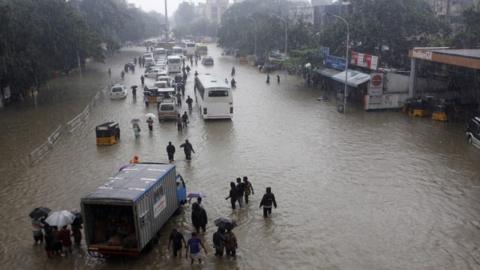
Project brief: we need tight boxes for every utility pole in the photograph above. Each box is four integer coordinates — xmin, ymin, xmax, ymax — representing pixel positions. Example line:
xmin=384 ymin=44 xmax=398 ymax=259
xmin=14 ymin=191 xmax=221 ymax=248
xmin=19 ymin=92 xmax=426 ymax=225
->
xmin=329 ymin=13 xmax=349 ymax=113
xmin=164 ymin=0 xmax=169 ymax=40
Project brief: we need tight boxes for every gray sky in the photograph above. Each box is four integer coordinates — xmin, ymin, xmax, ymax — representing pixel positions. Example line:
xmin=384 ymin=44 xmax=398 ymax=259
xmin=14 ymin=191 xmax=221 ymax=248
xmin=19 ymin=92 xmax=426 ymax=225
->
xmin=129 ymin=0 xmax=206 ymax=16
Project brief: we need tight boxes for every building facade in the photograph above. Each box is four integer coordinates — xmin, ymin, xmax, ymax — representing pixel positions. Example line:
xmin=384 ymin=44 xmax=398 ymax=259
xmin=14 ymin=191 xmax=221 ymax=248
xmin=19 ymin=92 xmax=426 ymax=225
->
xmin=205 ymin=0 xmax=230 ymax=24
xmin=288 ymin=0 xmax=314 ymax=24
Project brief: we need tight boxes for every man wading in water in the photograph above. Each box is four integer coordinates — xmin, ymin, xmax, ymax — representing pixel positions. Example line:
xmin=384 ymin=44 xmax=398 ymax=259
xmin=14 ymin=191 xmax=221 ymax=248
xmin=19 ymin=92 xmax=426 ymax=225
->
xmin=259 ymin=187 xmax=277 ymax=218
xmin=180 ymin=139 xmax=195 ymax=160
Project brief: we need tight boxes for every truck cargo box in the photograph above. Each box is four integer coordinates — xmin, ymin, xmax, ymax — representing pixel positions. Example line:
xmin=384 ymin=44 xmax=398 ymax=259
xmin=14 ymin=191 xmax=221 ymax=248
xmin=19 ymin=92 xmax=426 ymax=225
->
xmin=81 ymin=163 xmax=186 ymax=257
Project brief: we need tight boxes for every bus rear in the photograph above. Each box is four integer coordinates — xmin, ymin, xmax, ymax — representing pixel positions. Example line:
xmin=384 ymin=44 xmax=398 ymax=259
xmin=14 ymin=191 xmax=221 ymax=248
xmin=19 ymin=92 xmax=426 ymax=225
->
xmin=167 ymin=56 xmax=182 ymax=74
xmin=186 ymin=42 xmax=196 ymax=56
xmin=202 ymin=87 xmax=233 ymax=119
xmin=195 ymin=44 xmax=208 ymax=55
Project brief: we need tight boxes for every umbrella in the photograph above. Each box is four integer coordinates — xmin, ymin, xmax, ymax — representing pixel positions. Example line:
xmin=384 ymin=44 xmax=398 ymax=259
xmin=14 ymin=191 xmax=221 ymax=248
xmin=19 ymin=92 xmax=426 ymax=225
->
xmin=145 ymin=113 xmax=156 ymax=119
xmin=214 ymin=217 xmax=237 ymax=231
xmin=29 ymin=207 xmax=51 ymax=220
xmin=130 ymin=118 xmax=140 ymax=124
xmin=187 ymin=192 xmax=205 ymax=199
xmin=45 ymin=210 xmax=75 ymax=228
xmin=71 ymin=210 xmax=83 ymax=226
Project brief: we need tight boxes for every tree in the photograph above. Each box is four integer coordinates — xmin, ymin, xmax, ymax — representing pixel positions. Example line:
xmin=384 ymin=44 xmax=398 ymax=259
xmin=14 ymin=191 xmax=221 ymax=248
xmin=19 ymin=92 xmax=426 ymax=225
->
xmin=217 ymin=0 xmax=292 ymax=57
xmin=318 ymin=0 xmax=450 ymax=68
xmin=0 ymin=0 xmax=104 ymax=97
xmin=172 ymin=2 xmax=218 ymax=39
xmin=454 ymin=3 xmax=480 ymax=48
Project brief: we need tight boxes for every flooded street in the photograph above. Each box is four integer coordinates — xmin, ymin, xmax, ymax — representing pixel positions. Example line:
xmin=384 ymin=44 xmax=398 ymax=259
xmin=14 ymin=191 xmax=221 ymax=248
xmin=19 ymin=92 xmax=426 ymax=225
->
xmin=1 ymin=45 xmax=480 ymax=270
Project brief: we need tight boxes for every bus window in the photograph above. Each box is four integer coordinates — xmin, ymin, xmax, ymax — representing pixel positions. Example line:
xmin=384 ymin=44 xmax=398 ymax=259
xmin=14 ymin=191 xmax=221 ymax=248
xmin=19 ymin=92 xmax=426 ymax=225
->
xmin=208 ymin=90 xmax=229 ymax=97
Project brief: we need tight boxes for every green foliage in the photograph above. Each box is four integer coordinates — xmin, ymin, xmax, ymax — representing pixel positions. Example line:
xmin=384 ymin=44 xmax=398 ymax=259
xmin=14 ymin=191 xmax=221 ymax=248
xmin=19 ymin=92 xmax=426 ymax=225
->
xmin=74 ymin=0 xmax=165 ymax=53
xmin=454 ymin=3 xmax=480 ymax=48
xmin=0 ymin=0 xmax=165 ymax=98
xmin=0 ymin=0 xmax=103 ymax=95
xmin=319 ymin=0 xmax=450 ymax=68
xmin=172 ymin=2 xmax=218 ymax=39
xmin=217 ymin=0 xmax=292 ymax=56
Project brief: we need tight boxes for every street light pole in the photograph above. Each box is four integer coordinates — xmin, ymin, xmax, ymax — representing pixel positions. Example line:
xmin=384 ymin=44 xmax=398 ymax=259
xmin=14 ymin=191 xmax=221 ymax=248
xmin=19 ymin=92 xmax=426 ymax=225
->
xmin=270 ymin=15 xmax=288 ymax=56
xmin=329 ymin=14 xmax=349 ymax=113
xmin=164 ymin=0 xmax=169 ymax=40
xmin=247 ymin=16 xmax=257 ymax=59
xmin=284 ymin=19 xmax=288 ymax=56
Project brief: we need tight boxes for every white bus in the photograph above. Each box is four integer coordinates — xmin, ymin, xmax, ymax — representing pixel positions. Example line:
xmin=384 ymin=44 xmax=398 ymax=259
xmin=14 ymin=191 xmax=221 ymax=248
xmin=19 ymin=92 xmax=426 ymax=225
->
xmin=185 ymin=42 xmax=196 ymax=56
xmin=167 ymin=55 xmax=182 ymax=74
xmin=195 ymin=75 xmax=233 ymax=119
xmin=172 ymin=46 xmax=184 ymax=56
xmin=153 ymin=48 xmax=166 ymax=60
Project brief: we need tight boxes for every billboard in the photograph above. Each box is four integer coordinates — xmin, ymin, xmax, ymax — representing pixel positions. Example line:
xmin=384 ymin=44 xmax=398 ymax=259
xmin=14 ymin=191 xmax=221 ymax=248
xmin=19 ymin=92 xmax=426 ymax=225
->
xmin=351 ymin=51 xmax=379 ymax=70
xmin=324 ymin=55 xmax=346 ymax=71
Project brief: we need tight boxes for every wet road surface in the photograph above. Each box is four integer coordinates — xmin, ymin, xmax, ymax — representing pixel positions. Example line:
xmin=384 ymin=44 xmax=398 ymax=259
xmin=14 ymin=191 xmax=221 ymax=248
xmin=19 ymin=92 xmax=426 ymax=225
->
xmin=0 ymin=45 xmax=480 ymax=270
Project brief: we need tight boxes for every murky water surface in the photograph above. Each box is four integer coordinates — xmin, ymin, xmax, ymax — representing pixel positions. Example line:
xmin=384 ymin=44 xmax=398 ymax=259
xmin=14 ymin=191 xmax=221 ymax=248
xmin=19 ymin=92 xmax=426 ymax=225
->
xmin=0 ymin=45 xmax=479 ymax=270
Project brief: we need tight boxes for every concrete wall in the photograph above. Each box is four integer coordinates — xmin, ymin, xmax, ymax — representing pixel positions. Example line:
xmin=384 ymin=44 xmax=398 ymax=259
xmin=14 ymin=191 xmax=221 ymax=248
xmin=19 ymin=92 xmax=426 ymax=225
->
xmin=384 ymin=73 xmax=410 ymax=93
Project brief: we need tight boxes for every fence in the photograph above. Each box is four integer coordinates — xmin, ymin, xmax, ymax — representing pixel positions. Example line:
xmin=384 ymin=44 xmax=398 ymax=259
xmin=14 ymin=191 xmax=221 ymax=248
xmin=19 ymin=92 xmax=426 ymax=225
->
xmin=27 ymin=81 xmax=115 ymax=166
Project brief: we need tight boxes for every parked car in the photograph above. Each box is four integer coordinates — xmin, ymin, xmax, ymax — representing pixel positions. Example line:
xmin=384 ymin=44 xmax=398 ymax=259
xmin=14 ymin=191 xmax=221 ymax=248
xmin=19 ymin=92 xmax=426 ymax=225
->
xmin=109 ymin=84 xmax=127 ymax=99
xmin=202 ymin=56 xmax=214 ymax=66
xmin=145 ymin=68 xmax=163 ymax=78
xmin=158 ymin=99 xmax=178 ymax=121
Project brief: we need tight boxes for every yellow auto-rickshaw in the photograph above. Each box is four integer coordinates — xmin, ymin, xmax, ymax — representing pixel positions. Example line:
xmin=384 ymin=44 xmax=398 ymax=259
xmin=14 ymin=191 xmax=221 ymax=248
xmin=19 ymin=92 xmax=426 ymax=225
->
xmin=432 ymin=104 xmax=448 ymax=122
xmin=96 ymin=122 xmax=120 ymax=146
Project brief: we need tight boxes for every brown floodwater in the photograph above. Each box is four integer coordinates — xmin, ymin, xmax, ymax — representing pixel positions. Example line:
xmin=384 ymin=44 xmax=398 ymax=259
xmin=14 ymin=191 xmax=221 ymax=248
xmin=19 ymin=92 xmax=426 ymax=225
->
xmin=0 ymin=45 xmax=479 ymax=270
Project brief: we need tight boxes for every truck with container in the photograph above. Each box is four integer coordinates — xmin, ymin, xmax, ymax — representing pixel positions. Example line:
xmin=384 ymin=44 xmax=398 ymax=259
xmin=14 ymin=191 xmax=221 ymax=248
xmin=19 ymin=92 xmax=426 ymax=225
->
xmin=81 ymin=163 xmax=187 ymax=257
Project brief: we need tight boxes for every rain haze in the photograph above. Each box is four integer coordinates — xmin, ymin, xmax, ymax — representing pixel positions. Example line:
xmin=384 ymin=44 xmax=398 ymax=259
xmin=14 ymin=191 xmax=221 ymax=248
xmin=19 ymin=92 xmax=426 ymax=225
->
xmin=130 ymin=0 xmax=206 ymax=16
xmin=0 ymin=0 xmax=479 ymax=269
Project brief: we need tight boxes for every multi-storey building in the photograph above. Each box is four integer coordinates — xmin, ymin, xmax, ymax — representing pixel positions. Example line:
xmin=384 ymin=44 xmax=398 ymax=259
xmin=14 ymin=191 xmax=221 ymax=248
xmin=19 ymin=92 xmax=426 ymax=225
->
xmin=205 ymin=0 xmax=230 ymax=24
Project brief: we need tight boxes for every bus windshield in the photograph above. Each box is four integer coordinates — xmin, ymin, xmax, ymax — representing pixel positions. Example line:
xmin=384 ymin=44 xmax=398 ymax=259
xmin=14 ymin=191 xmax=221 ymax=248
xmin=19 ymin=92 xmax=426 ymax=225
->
xmin=168 ymin=59 xmax=181 ymax=64
xmin=208 ymin=90 xmax=229 ymax=97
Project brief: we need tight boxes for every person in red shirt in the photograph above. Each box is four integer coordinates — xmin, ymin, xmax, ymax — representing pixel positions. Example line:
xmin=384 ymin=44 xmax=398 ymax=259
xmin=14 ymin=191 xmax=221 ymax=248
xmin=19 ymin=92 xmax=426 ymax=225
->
xmin=58 ymin=226 xmax=72 ymax=257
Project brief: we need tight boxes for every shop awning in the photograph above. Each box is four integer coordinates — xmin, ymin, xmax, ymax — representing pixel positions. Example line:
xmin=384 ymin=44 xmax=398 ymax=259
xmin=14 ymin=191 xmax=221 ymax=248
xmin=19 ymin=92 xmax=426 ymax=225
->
xmin=331 ymin=70 xmax=371 ymax=87
xmin=410 ymin=47 xmax=480 ymax=70
xmin=314 ymin=66 xmax=341 ymax=77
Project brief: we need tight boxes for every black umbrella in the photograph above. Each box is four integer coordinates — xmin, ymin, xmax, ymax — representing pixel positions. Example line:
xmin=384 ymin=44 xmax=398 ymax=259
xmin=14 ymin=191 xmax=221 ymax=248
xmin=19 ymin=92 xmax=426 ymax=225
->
xmin=214 ymin=217 xmax=237 ymax=231
xmin=71 ymin=211 xmax=83 ymax=226
xmin=29 ymin=207 xmax=51 ymax=220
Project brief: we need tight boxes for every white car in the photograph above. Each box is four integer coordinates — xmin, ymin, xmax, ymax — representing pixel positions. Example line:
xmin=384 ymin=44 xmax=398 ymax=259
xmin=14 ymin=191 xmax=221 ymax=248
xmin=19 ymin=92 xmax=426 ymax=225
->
xmin=110 ymin=84 xmax=127 ymax=99
xmin=145 ymin=68 xmax=163 ymax=78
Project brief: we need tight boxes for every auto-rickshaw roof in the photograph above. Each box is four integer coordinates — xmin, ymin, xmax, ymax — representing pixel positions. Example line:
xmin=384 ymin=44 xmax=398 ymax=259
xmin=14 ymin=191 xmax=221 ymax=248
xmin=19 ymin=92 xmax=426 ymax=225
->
xmin=96 ymin=122 xmax=119 ymax=130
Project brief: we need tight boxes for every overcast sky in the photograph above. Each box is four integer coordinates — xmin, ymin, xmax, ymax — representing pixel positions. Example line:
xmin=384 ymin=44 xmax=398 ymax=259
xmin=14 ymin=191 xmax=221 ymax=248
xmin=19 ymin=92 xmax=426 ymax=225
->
xmin=129 ymin=0 xmax=206 ymax=16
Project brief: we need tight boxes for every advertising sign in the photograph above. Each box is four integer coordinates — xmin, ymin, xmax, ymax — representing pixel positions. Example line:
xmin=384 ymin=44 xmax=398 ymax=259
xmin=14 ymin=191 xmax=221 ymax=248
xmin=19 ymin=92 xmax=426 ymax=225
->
xmin=368 ymin=73 xmax=383 ymax=95
xmin=411 ymin=49 xmax=432 ymax=60
xmin=325 ymin=55 xmax=346 ymax=71
xmin=351 ymin=51 xmax=379 ymax=70
xmin=319 ymin=46 xmax=330 ymax=57
xmin=153 ymin=195 xmax=166 ymax=218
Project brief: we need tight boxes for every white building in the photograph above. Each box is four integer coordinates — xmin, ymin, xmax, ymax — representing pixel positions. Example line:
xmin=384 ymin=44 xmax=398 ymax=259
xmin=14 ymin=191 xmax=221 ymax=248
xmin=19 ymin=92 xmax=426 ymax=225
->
xmin=205 ymin=0 xmax=230 ymax=24
xmin=288 ymin=0 xmax=314 ymax=24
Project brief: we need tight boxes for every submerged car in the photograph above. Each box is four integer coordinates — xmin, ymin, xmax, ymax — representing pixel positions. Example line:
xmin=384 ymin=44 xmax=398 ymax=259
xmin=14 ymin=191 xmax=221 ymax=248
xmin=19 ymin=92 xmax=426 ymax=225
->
xmin=158 ymin=99 xmax=178 ymax=121
xmin=201 ymin=56 xmax=214 ymax=66
xmin=109 ymin=84 xmax=127 ymax=99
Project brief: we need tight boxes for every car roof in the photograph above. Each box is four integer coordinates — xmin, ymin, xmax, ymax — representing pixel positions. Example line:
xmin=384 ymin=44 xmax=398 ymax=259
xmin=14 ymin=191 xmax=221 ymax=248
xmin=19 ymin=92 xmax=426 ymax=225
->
xmin=161 ymin=98 xmax=176 ymax=104
xmin=157 ymin=88 xmax=175 ymax=92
